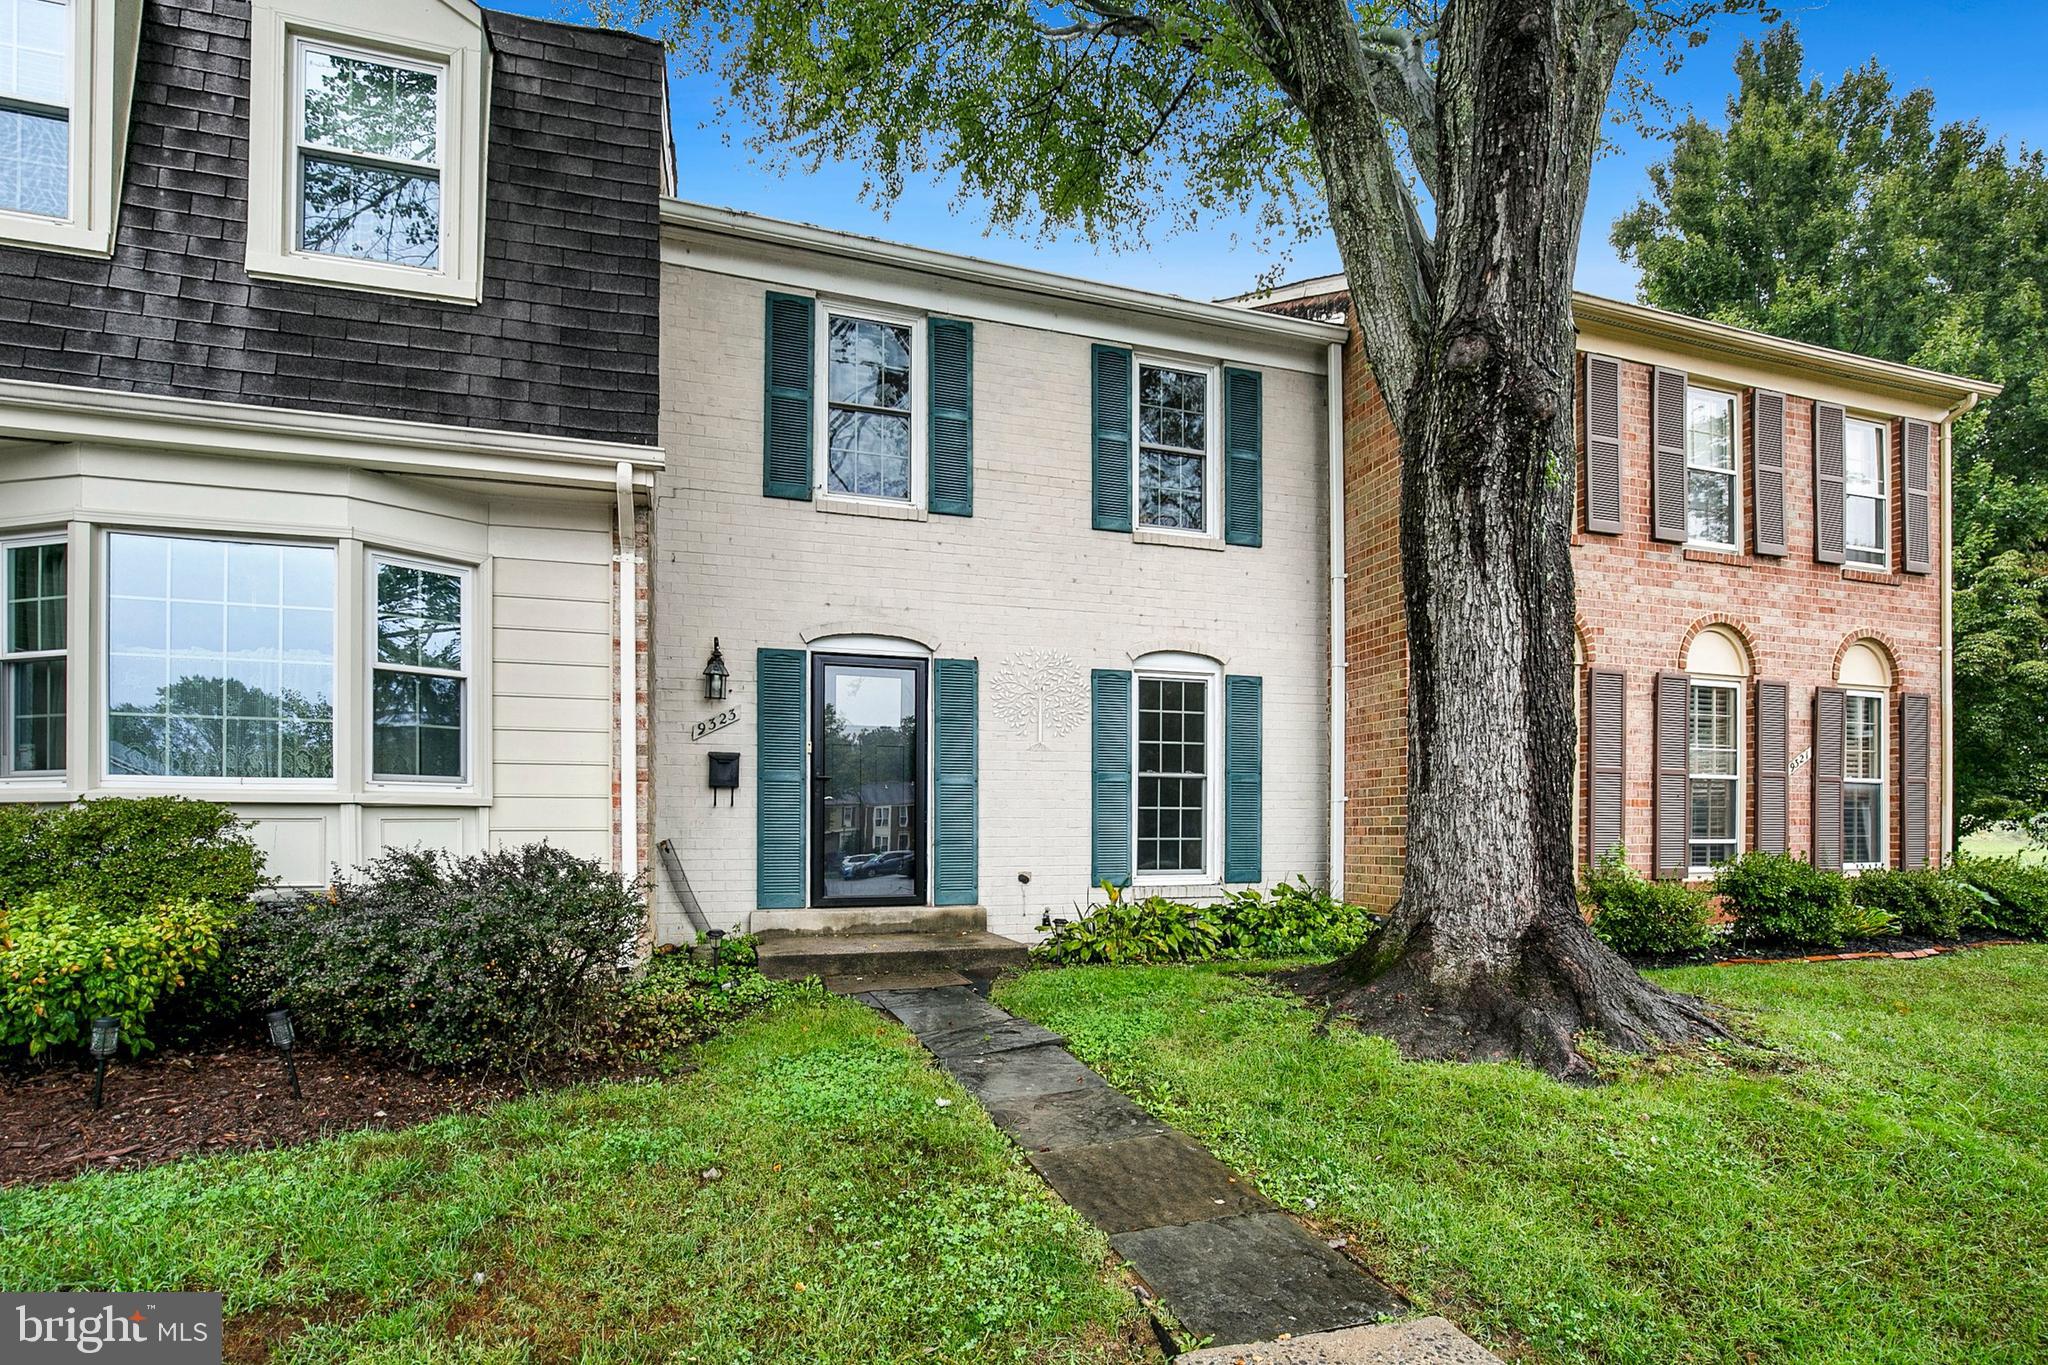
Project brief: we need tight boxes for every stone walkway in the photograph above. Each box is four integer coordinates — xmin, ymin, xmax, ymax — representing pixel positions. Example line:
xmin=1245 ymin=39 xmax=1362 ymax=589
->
xmin=858 ymin=982 xmax=1501 ymax=1361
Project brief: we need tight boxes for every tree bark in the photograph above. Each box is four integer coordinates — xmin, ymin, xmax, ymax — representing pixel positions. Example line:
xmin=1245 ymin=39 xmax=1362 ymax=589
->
xmin=1241 ymin=0 xmax=1729 ymax=1079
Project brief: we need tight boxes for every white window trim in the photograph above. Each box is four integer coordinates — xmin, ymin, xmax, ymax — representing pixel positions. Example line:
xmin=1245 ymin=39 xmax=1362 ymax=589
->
xmin=812 ymin=300 xmax=928 ymax=513
xmin=1685 ymin=676 xmax=1742 ymax=877
xmin=1131 ymin=355 xmax=1222 ymax=543
xmin=0 ymin=529 xmax=67 ymax=779
xmin=1130 ymin=653 xmax=1223 ymax=886
xmin=0 ymin=0 xmax=140 ymax=256
xmin=365 ymin=549 xmax=473 ymax=788
xmin=245 ymin=0 xmax=487 ymax=304
xmin=1844 ymin=415 xmax=1891 ymax=571
xmin=1844 ymin=688 xmax=1888 ymax=871
xmin=99 ymin=528 xmax=342 ymax=790
xmin=1684 ymin=385 xmax=1741 ymax=553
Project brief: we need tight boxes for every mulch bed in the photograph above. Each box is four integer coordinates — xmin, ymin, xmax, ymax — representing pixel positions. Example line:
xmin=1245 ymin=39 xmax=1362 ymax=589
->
xmin=0 ymin=1044 xmax=632 ymax=1188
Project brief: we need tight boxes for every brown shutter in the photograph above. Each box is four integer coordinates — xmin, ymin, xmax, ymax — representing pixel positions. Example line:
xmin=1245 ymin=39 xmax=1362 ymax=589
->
xmin=1814 ymin=402 xmax=1847 ymax=565
xmin=1587 ymin=668 xmax=1626 ymax=862
xmin=1903 ymin=418 xmax=1933 ymax=574
xmin=1652 ymin=367 xmax=1689 ymax=543
xmin=1755 ymin=679 xmax=1789 ymax=855
xmin=1900 ymin=691 xmax=1930 ymax=868
xmin=1583 ymin=354 xmax=1623 ymax=535
xmin=1812 ymin=687 xmax=1846 ymax=870
xmin=1751 ymin=389 xmax=1788 ymax=556
xmin=1654 ymin=671 xmax=1690 ymax=878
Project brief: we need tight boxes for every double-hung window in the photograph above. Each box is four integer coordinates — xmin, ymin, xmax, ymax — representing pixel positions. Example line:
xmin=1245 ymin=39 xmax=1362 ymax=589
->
xmin=1136 ymin=674 xmax=1209 ymax=877
xmin=1136 ymin=363 xmax=1212 ymax=533
xmin=3 ymin=535 xmax=65 ymax=776
xmin=0 ymin=0 xmax=69 ymax=220
xmin=371 ymin=556 xmax=469 ymax=782
xmin=1844 ymin=418 xmax=1889 ymax=569
xmin=1843 ymin=692 xmax=1886 ymax=868
xmin=106 ymin=533 xmax=337 ymax=781
xmin=294 ymin=39 xmax=444 ymax=270
xmin=822 ymin=310 xmax=918 ymax=504
xmin=1685 ymin=388 xmax=1738 ymax=549
xmin=1686 ymin=680 xmax=1740 ymax=871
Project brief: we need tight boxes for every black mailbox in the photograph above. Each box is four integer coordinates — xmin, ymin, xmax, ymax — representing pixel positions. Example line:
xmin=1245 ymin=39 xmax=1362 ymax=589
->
xmin=708 ymin=751 xmax=740 ymax=796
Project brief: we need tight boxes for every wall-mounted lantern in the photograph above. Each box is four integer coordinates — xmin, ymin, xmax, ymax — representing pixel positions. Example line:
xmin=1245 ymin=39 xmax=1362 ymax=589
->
xmin=703 ymin=638 xmax=729 ymax=701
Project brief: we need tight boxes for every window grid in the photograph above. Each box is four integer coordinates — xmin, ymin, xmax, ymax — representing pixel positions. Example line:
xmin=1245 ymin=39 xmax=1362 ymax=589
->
xmin=294 ymin=39 xmax=445 ymax=269
xmin=0 ymin=0 xmax=70 ymax=219
xmin=1687 ymin=680 xmax=1740 ymax=871
xmin=1844 ymin=691 xmax=1886 ymax=868
xmin=1136 ymin=676 xmax=1208 ymax=875
xmin=3 ymin=536 xmax=65 ymax=776
xmin=1844 ymin=419 xmax=1889 ymax=569
xmin=1137 ymin=363 xmax=1209 ymax=532
xmin=824 ymin=312 xmax=915 ymax=503
xmin=1685 ymin=388 xmax=1738 ymax=549
xmin=371 ymin=557 xmax=468 ymax=782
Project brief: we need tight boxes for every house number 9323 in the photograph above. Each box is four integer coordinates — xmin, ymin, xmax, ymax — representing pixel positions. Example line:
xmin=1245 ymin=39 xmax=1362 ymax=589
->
xmin=693 ymin=707 xmax=739 ymax=741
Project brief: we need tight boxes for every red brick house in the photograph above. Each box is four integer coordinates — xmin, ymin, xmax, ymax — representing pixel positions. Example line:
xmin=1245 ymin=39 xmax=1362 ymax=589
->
xmin=1248 ymin=279 xmax=1999 ymax=904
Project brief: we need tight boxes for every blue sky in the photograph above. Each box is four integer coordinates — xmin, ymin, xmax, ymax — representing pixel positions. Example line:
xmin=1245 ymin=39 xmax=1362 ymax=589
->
xmin=490 ymin=1 xmax=2048 ymax=302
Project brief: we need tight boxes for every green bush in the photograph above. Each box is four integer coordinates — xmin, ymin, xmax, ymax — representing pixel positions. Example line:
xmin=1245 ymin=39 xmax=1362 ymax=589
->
xmin=1835 ymin=896 xmax=1900 ymax=940
xmin=0 ymin=798 xmax=267 ymax=915
xmin=1953 ymin=856 xmax=2048 ymax=938
xmin=1 ymin=895 xmax=239 ymax=1055
xmin=1033 ymin=879 xmax=1376 ymax=966
xmin=1715 ymin=852 xmax=1850 ymax=948
xmin=1579 ymin=849 xmax=1714 ymax=955
xmin=1851 ymin=867 xmax=1977 ymax=939
xmin=596 ymin=945 xmax=794 ymax=1067
xmin=239 ymin=844 xmax=644 ymax=1073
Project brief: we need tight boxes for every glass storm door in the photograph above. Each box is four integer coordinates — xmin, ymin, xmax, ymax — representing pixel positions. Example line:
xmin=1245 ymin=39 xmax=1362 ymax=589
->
xmin=811 ymin=654 xmax=926 ymax=907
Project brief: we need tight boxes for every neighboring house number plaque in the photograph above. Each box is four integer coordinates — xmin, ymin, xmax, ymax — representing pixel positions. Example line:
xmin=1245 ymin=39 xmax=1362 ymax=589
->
xmin=1788 ymin=746 xmax=1812 ymax=775
xmin=693 ymin=707 xmax=740 ymax=741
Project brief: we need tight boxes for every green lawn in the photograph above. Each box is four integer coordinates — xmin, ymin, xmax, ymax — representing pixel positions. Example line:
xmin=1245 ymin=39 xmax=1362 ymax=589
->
xmin=999 ymin=949 xmax=2048 ymax=1365
xmin=0 ymin=992 xmax=1148 ymax=1365
xmin=1961 ymin=824 xmax=2048 ymax=864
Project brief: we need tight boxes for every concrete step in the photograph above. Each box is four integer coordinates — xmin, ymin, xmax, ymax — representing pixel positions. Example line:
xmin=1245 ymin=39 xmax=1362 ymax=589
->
xmin=757 ymin=929 xmax=1029 ymax=982
xmin=752 ymin=905 xmax=989 ymax=938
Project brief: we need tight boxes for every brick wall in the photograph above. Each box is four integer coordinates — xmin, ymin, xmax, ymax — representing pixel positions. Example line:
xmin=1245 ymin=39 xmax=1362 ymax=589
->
xmin=1342 ymin=351 xmax=1406 ymax=908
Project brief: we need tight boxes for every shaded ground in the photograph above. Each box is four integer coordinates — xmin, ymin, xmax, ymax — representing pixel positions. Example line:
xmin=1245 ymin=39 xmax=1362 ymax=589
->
xmin=0 ymin=994 xmax=1151 ymax=1365
xmin=1000 ymin=947 xmax=2048 ymax=1365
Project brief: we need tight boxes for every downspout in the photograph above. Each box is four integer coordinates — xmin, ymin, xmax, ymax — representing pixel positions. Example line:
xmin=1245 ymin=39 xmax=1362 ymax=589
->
xmin=1327 ymin=341 xmax=1347 ymax=899
xmin=1939 ymin=393 xmax=1977 ymax=860
xmin=615 ymin=462 xmax=640 ymax=890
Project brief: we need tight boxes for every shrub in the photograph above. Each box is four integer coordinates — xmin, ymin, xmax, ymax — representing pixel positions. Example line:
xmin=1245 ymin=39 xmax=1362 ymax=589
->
xmin=1835 ymin=897 xmax=1900 ymax=940
xmin=1 ymin=895 xmax=239 ymax=1055
xmin=1953 ymin=856 xmax=2048 ymax=939
xmin=1033 ymin=879 xmax=1378 ymax=966
xmin=1851 ymin=867 xmax=1977 ymax=939
xmin=239 ymin=844 xmax=644 ymax=1073
xmin=597 ymin=945 xmax=793 ymax=1067
xmin=1579 ymin=849 xmax=1713 ymax=955
xmin=0 ymin=798 xmax=266 ymax=916
xmin=1213 ymin=877 xmax=1378 ymax=958
xmin=1715 ymin=852 xmax=1850 ymax=948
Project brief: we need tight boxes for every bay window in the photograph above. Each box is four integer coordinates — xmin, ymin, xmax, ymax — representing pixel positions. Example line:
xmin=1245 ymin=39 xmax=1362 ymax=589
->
xmin=1136 ymin=673 xmax=1209 ymax=876
xmin=1844 ymin=691 xmax=1886 ymax=868
xmin=1685 ymin=388 xmax=1738 ymax=549
xmin=3 ymin=535 xmax=65 ymax=776
xmin=1687 ymin=680 xmax=1740 ymax=871
xmin=1136 ymin=362 xmax=1212 ymax=533
xmin=1844 ymin=419 xmax=1889 ymax=569
xmin=370 ymin=556 xmax=468 ymax=781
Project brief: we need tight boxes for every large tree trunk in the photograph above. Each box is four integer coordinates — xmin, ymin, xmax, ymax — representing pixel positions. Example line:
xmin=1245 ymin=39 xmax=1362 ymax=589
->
xmin=1243 ymin=0 xmax=1728 ymax=1078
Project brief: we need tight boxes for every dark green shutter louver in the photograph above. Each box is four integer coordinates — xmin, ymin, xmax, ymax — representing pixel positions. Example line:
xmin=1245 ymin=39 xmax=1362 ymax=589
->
xmin=1223 ymin=368 xmax=1263 ymax=547
xmin=1091 ymin=345 xmax=1133 ymax=532
xmin=929 ymin=318 xmax=974 ymax=517
xmin=763 ymin=292 xmax=814 ymax=500
xmin=933 ymin=657 xmax=979 ymax=905
xmin=1090 ymin=668 xmax=1133 ymax=886
xmin=756 ymin=648 xmax=807 ymax=908
xmin=1224 ymin=675 xmax=1263 ymax=883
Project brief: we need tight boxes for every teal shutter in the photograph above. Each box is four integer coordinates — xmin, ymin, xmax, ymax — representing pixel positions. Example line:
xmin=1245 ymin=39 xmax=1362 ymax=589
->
xmin=1091 ymin=345 xmax=1134 ymax=532
xmin=756 ymin=648 xmax=807 ymax=908
xmin=933 ymin=658 xmax=979 ymax=904
xmin=1223 ymin=367 xmax=1263 ymax=547
xmin=763 ymin=292 xmax=814 ymax=500
xmin=1090 ymin=669 xmax=1133 ymax=886
xmin=1224 ymin=675 xmax=1263 ymax=883
xmin=929 ymin=318 xmax=974 ymax=517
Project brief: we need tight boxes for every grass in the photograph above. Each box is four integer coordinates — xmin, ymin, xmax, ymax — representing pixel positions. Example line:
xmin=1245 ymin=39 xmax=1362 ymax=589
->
xmin=1960 ymin=824 xmax=2047 ymax=864
xmin=0 ymin=992 xmax=1148 ymax=1365
xmin=998 ymin=948 xmax=2048 ymax=1365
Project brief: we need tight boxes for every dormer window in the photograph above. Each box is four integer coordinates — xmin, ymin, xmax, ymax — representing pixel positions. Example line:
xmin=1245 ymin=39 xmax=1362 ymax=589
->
xmin=0 ymin=0 xmax=138 ymax=256
xmin=0 ymin=0 xmax=70 ymax=219
xmin=295 ymin=41 xmax=444 ymax=269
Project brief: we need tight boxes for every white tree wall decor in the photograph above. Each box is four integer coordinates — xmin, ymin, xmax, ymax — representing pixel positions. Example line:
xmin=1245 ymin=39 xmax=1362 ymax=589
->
xmin=991 ymin=650 xmax=1086 ymax=750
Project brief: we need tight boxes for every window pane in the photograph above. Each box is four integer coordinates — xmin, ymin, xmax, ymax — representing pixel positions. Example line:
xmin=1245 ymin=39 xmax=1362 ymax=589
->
xmin=1136 ymin=678 xmax=1207 ymax=875
xmin=1690 ymin=777 xmax=1735 ymax=841
xmin=0 ymin=106 xmax=66 ymax=217
xmin=6 ymin=541 xmax=63 ymax=652
xmin=1139 ymin=367 xmax=1206 ymax=452
xmin=1846 ymin=494 xmax=1884 ymax=558
xmin=1845 ymin=695 xmax=1881 ymax=780
xmin=372 ymin=671 xmax=464 ymax=779
xmin=7 ymin=656 xmax=62 ymax=772
xmin=1844 ymin=423 xmax=1885 ymax=494
xmin=1 ymin=0 xmax=70 ymax=106
xmin=1843 ymin=786 xmax=1881 ymax=866
xmin=1688 ymin=685 xmax=1737 ymax=776
xmin=826 ymin=409 xmax=911 ymax=500
xmin=1686 ymin=390 xmax=1734 ymax=471
xmin=826 ymin=316 xmax=910 ymax=411
xmin=1139 ymin=447 xmax=1206 ymax=531
xmin=376 ymin=562 xmax=465 ymax=670
xmin=299 ymin=155 xmax=441 ymax=268
xmin=1687 ymin=468 xmax=1734 ymax=546
xmin=300 ymin=47 xmax=438 ymax=163
xmin=106 ymin=534 xmax=335 ymax=779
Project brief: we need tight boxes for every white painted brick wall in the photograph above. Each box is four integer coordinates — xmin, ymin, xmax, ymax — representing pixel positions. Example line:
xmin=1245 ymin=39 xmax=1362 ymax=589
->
xmin=651 ymin=263 xmax=1332 ymax=941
